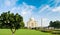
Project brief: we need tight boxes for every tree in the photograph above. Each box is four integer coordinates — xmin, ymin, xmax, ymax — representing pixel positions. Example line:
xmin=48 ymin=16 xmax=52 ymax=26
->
xmin=20 ymin=21 xmax=24 ymax=28
xmin=49 ymin=20 xmax=60 ymax=29
xmin=0 ymin=11 xmax=24 ymax=35
xmin=49 ymin=21 xmax=53 ymax=27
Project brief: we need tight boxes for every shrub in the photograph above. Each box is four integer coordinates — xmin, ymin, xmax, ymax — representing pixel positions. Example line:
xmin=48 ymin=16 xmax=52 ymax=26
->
xmin=31 ymin=27 xmax=40 ymax=30
xmin=41 ymin=29 xmax=52 ymax=33
xmin=24 ymin=27 xmax=28 ymax=29
xmin=52 ymin=31 xmax=60 ymax=34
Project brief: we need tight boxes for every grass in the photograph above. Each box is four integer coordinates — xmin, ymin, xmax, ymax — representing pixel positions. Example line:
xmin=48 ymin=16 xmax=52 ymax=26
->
xmin=0 ymin=29 xmax=52 ymax=35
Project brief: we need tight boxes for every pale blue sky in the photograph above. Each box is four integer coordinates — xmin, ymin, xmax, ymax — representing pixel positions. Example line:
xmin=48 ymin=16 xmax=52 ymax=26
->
xmin=0 ymin=0 xmax=60 ymax=27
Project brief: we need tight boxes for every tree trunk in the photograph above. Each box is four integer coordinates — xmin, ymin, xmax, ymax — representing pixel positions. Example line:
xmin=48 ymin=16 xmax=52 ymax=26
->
xmin=11 ymin=29 xmax=16 ymax=35
xmin=12 ymin=32 xmax=14 ymax=35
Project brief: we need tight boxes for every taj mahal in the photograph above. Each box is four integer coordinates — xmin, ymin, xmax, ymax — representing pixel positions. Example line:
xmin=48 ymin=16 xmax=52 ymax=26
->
xmin=27 ymin=17 xmax=38 ymax=28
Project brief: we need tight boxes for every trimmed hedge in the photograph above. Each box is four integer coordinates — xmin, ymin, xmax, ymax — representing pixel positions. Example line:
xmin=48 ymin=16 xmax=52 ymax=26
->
xmin=52 ymin=29 xmax=60 ymax=34
xmin=41 ymin=29 xmax=52 ymax=33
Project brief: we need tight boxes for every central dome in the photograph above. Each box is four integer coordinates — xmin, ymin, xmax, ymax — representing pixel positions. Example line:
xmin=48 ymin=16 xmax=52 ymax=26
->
xmin=30 ymin=17 xmax=34 ymax=21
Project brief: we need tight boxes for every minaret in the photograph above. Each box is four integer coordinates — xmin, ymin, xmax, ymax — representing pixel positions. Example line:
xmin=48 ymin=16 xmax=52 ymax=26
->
xmin=41 ymin=18 xmax=43 ymax=28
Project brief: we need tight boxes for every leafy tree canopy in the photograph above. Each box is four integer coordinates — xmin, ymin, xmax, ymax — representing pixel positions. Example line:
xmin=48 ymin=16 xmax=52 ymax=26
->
xmin=49 ymin=20 xmax=60 ymax=28
xmin=0 ymin=11 xmax=24 ymax=35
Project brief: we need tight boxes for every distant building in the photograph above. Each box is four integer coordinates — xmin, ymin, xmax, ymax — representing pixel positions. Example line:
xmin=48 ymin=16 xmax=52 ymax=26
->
xmin=27 ymin=17 xmax=38 ymax=28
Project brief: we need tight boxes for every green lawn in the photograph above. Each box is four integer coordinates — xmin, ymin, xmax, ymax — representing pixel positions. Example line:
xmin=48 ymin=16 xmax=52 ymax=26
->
xmin=0 ymin=29 xmax=52 ymax=35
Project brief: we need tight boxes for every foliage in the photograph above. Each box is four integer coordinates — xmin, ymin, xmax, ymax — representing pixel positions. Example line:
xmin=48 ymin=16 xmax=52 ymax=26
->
xmin=49 ymin=20 xmax=60 ymax=28
xmin=20 ymin=21 xmax=25 ymax=28
xmin=41 ymin=29 xmax=52 ymax=33
xmin=52 ymin=31 xmax=60 ymax=34
xmin=0 ymin=11 xmax=24 ymax=35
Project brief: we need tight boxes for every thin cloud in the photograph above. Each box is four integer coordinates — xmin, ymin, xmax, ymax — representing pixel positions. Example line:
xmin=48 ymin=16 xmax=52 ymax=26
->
xmin=52 ymin=6 xmax=60 ymax=12
xmin=11 ymin=2 xmax=36 ymax=16
xmin=4 ymin=0 xmax=11 ymax=6
xmin=21 ymin=2 xmax=36 ymax=15
xmin=4 ymin=0 xmax=18 ymax=7
xmin=38 ymin=5 xmax=50 ymax=13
